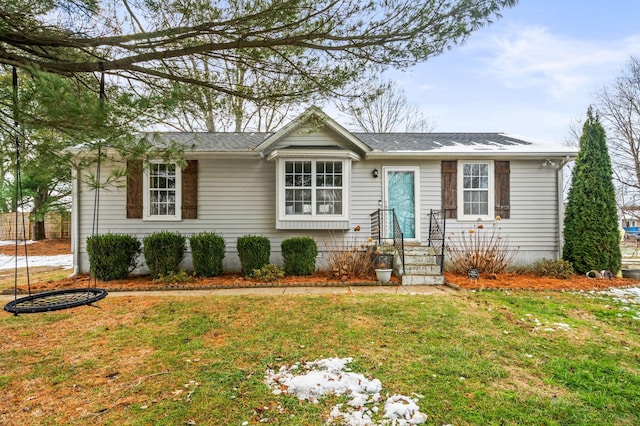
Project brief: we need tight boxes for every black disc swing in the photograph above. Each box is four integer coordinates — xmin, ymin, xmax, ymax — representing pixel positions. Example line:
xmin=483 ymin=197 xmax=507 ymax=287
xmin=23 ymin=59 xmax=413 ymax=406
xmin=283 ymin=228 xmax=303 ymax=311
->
xmin=3 ymin=66 xmax=108 ymax=315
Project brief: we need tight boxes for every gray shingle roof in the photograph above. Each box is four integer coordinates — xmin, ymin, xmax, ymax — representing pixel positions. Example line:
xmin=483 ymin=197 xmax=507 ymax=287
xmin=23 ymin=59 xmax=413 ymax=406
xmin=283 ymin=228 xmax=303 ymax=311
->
xmin=146 ymin=132 xmax=272 ymax=151
xmin=353 ymin=133 xmax=532 ymax=151
xmin=144 ymin=131 xmax=571 ymax=155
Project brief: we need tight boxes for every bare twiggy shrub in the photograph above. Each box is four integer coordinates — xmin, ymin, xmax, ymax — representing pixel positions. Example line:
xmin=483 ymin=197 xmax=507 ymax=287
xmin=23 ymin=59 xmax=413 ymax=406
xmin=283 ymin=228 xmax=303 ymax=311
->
xmin=325 ymin=226 xmax=376 ymax=279
xmin=446 ymin=219 xmax=518 ymax=274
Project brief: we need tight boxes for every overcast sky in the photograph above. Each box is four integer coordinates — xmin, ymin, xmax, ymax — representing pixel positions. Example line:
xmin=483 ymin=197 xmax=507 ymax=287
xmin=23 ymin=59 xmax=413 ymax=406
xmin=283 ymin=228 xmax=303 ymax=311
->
xmin=386 ymin=0 xmax=640 ymax=144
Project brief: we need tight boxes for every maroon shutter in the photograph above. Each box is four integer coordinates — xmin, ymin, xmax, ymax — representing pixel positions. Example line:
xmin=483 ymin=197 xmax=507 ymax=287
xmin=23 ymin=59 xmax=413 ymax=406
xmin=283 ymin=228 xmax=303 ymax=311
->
xmin=441 ymin=160 xmax=457 ymax=219
xmin=126 ymin=160 xmax=143 ymax=219
xmin=182 ymin=160 xmax=198 ymax=219
xmin=495 ymin=160 xmax=510 ymax=219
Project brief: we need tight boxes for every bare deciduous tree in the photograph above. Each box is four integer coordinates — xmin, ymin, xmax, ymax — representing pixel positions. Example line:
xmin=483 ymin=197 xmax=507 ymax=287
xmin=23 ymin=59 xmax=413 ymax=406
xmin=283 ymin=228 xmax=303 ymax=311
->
xmin=337 ymin=79 xmax=435 ymax=132
xmin=597 ymin=57 xmax=640 ymax=195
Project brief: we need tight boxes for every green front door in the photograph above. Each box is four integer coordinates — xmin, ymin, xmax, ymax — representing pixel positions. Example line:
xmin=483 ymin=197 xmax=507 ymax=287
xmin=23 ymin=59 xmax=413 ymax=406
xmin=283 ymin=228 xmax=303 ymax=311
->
xmin=385 ymin=167 xmax=419 ymax=240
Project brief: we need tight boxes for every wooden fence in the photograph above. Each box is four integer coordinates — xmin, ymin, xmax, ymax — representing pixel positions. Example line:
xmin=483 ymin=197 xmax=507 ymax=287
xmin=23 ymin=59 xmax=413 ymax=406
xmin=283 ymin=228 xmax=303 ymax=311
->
xmin=0 ymin=212 xmax=71 ymax=240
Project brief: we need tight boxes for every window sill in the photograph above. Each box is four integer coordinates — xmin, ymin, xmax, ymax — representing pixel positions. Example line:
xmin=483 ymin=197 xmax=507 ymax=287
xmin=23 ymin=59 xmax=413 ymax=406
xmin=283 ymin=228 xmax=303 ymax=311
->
xmin=276 ymin=218 xmax=349 ymax=230
xmin=143 ymin=216 xmax=182 ymax=222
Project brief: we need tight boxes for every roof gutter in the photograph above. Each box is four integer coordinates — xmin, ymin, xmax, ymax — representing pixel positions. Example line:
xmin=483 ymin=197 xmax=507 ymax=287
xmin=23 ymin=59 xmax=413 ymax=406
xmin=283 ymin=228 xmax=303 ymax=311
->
xmin=365 ymin=151 xmax=578 ymax=160
xmin=185 ymin=151 xmax=262 ymax=160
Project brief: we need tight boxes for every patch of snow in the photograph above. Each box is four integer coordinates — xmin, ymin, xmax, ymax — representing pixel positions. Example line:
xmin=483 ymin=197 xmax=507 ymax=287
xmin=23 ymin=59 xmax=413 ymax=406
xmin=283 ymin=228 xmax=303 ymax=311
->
xmin=384 ymin=395 xmax=428 ymax=424
xmin=265 ymin=357 xmax=427 ymax=425
xmin=551 ymin=322 xmax=572 ymax=331
xmin=0 ymin=240 xmax=34 ymax=247
xmin=521 ymin=315 xmax=572 ymax=332
xmin=0 ymin=254 xmax=73 ymax=270
xmin=599 ymin=287 xmax=640 ymax=305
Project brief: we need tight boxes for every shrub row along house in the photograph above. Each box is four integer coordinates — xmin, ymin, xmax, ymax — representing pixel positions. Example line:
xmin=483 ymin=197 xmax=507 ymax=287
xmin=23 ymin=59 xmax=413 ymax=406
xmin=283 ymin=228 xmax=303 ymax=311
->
xmin=71 ymin=106 xmax=578 ymax=284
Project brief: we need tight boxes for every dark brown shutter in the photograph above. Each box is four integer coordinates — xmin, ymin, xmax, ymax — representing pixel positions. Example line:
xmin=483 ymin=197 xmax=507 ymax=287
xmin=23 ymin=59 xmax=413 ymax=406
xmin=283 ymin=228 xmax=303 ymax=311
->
xmin=495 ymin=160 xmax=510 ymax=219
xmin=126 ymin=160 xmax=143 ymax=219
xmin=441 ymin=160 xmax=457 ymax=219
xmin=182 ymin=160 xmax=198 ymax=219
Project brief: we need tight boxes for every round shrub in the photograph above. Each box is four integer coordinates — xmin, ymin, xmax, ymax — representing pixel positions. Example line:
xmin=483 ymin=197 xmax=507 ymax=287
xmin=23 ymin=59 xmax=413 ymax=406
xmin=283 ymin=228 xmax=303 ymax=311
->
xmin=143 ymin=231 xmax=186 ymax=279
xmin=86 ymin=234 xmax=141 ymax=281
xmin=190 ymin=232 xmax=225 ymax=277
xmin=282 ymin=237 xmax=318 ymax=275
xmin=237 ymin=235 xmax=270 ymax=277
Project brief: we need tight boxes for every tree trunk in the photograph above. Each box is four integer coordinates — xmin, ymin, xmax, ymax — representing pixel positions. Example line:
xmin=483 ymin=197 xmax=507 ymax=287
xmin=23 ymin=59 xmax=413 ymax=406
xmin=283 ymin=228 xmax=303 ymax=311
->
xmin=32 ymin=220 xmax=46 ymax=241
xmin=31 ymin=189 xmax=48 ymax=240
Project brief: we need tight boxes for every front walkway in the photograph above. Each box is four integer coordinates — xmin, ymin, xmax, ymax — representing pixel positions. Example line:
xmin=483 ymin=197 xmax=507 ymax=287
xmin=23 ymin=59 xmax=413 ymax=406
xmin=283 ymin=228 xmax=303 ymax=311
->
xmin=0 ymin=285 xmax=458 ymax=304
xmin=102 ymin=284 xmax=457 ymax=298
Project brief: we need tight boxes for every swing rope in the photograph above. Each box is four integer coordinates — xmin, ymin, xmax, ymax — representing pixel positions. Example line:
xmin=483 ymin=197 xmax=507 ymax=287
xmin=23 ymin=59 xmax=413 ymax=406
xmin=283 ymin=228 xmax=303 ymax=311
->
xmin=3 ymin=66 xmax=108 ymax=315
xmin=11 ymin=66 xmax=31 ymax=297
xmin=89 ymin=63 xmax=105 ymax=290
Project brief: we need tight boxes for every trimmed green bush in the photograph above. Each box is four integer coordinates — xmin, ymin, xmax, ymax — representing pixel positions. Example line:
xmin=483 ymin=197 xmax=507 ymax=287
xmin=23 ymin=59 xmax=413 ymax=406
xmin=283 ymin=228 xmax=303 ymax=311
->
xmin=531 ymin=259 xmax=575 ymax=279
xmin=190 ymin=232 xmax=225 ymax=277
xmin=237 ymin=235 xmax=270 ymax=277
xmin=282 ymin=237 xmax=318 ymax=275
xmin=143 ymin=231 xmax=186 ymax=279
xmin=86 ymin=234 xmax=141 ymax=280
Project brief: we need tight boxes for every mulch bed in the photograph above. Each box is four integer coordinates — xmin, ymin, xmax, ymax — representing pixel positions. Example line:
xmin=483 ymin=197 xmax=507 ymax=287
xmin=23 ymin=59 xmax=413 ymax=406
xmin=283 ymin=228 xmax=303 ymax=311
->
xmin=5 ymin=240 xmax=639 ymax=292
xmin=16 ymin=272 xmax=401 ymax=294
xmin=444 ymin=272 xmax=638 ymax=291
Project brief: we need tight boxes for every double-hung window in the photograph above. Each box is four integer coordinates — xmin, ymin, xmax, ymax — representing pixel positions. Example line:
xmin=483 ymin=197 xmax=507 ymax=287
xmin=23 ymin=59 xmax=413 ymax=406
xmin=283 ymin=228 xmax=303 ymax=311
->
xmin=143 ymin=161 xmax=182 ymax=220
xmin=281 ymin=159 xmax=346 ymax=220
xmin=458 ymin=161 xmax=494 ymax=220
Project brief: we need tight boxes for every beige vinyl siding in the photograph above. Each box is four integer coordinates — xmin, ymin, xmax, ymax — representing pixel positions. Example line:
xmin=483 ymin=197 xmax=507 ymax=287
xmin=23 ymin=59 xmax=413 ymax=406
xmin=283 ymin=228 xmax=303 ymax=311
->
xmin=443 ymin=160 xmax=561 ymax=265
xmin=74 ymin=156 xmax=563 ymax=273
xmin=269 ymin=124 xmax=350 ymax=149
xmin=76 ymin=158 xmax=379 ymax=273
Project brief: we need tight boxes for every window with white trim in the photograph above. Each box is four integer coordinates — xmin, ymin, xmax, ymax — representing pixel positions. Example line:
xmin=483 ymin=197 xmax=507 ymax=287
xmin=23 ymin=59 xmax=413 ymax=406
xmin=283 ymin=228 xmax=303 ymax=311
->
xmin=143 ymin=161 xmax=182 ymax=220
xmin=458 ymin=161 xmax=494 ymax=220
xmin=281 ymin=159 xmax=346 ymax=218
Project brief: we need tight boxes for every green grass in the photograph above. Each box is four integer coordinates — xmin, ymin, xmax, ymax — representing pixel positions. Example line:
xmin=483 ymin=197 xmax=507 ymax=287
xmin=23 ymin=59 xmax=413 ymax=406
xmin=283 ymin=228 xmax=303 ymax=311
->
xmin=1 ymin=290 xmax=639 ymax=425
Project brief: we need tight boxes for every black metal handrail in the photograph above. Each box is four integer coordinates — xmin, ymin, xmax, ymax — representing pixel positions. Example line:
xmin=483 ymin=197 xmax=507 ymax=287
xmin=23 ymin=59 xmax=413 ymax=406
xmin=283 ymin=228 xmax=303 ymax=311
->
xmin=370 ymin=208 xmax=405 ymax=274
xmin=428 ymin=209 xmax=447 ymax=274
xmin=391 ymin=210 xmax=405 ymax=273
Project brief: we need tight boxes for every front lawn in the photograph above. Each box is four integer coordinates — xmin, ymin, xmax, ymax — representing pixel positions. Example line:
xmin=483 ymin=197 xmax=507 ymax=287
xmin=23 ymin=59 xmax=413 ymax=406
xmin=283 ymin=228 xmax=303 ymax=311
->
xmin=1 ymin=290 xmax=639 ymax=425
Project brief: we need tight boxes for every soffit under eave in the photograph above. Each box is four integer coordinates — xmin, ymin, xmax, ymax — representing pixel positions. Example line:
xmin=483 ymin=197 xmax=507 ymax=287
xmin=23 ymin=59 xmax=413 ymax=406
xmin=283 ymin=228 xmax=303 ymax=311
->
xmin=265 ymin=149 xmax=362 ymax=162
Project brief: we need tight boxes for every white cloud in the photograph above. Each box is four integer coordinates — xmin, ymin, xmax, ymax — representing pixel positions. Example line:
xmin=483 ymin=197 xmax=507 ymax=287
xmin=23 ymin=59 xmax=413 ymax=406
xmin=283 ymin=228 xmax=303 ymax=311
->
xmin=470 ymin=25 xmax=640 ymax=98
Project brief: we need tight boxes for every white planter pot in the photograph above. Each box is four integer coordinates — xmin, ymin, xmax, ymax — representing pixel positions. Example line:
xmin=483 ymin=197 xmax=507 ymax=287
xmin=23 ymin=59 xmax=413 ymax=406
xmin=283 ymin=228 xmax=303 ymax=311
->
xmin=375 ymin=268 xmax=392 ymax=283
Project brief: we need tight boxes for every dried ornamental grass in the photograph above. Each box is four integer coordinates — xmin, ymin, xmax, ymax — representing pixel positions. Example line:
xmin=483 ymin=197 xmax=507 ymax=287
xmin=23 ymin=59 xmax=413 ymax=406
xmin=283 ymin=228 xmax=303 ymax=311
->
xmin=447 ymin=218 xmax=518 ymax=274
xmin=325 ymin=226 xmax=376 ymax=279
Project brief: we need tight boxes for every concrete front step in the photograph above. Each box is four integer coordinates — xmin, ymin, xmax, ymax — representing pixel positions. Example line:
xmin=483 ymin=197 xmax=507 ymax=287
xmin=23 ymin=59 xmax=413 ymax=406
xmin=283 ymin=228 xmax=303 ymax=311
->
xmin=402 ymin=274 xmax=446 ymax=285
xmin=404 ymin=264 xmax=442 ymax=275
xmin=404 ymin=245 xmax=439 ymax=255
xmin=404 ymin=254 xmax=439 ymax=265
xmin=400 ymin=245 xmax=445 ymax=286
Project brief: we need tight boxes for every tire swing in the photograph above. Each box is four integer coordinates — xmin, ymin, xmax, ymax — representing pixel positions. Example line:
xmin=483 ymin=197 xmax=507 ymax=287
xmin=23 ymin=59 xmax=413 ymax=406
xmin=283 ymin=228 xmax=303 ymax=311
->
xmin=3 ymin=66 xmax=108 ymax=315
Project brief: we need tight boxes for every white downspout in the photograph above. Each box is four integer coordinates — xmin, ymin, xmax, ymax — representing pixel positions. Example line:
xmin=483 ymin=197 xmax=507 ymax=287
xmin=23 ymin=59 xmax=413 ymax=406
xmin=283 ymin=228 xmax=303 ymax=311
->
xmin=71 ymin=166 xmax=80 ymax=275
xmin=557 ymin=156 xmax=571 ymax=259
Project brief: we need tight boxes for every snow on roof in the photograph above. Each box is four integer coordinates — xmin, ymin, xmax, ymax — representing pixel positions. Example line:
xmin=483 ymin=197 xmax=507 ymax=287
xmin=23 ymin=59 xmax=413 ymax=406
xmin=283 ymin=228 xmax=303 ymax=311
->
xmin=356 ymin=132 xmax=576 ymax=156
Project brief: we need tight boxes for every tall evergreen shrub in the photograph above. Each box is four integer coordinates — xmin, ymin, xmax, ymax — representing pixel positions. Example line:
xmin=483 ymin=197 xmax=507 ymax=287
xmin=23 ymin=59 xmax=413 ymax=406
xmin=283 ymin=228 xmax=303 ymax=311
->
xmin=563 ymin=107 xmax=621 ymax=274
xmin=282 ymin=237 xmax=318 ymax=275
xmin=237 ymin=235 xmax=270 ymax=277
xmin=190 ymin=232 xmax=225 ymax=277
xmin=143 ymin=231 xmax=186 ymax=279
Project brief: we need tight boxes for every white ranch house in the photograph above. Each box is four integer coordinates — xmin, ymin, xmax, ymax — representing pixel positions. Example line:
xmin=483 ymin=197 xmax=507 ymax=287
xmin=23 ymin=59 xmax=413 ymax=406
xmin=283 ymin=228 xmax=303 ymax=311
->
xmin=71 ymin=106 xmax=578 ymax=284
